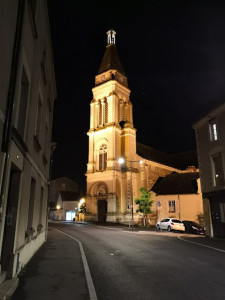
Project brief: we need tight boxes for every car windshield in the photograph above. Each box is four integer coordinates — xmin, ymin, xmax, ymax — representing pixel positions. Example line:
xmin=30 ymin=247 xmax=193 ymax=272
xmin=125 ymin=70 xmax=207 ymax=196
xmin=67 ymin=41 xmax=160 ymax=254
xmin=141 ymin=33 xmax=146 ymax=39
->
xmin=172 ymin=219 xmax=182 ymax=223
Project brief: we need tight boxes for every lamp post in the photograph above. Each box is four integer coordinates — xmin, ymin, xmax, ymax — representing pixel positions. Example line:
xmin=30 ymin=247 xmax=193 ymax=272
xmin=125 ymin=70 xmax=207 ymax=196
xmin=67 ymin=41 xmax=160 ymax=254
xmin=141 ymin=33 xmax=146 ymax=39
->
xmin=118 ymin=158 xmax=143 ymax=230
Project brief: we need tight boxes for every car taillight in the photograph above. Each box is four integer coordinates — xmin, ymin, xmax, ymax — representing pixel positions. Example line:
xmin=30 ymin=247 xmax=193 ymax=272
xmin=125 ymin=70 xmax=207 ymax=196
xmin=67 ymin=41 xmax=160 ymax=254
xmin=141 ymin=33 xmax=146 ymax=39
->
xmin=171 ymin=223 xmax=174 ymax=225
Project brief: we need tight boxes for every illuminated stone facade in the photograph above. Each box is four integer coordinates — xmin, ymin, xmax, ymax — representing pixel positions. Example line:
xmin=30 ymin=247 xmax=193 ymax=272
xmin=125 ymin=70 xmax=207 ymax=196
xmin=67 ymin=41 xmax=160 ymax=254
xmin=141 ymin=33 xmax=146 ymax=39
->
xmin=85 ymin=30 xmax=201 ymax=224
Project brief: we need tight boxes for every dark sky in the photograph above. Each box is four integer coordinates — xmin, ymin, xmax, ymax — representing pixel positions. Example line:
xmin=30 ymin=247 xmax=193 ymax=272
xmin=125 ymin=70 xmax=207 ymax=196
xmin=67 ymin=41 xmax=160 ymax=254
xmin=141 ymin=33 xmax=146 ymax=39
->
xmin=47 ymin=0 xmax=225 ymax=192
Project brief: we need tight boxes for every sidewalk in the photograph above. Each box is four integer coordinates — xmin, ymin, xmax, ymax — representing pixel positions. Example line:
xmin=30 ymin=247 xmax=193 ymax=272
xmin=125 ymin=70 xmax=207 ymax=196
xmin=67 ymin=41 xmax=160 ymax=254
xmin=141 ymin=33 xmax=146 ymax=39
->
xmin=11 ymin=227 xmax=89 ymax=300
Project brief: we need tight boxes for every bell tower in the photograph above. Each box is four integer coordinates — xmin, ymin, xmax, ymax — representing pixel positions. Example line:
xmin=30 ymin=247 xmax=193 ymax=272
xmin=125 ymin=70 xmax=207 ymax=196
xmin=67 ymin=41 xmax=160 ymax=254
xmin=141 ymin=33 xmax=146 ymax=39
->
xmin=85 ymin=30 xmax=137 ymax=223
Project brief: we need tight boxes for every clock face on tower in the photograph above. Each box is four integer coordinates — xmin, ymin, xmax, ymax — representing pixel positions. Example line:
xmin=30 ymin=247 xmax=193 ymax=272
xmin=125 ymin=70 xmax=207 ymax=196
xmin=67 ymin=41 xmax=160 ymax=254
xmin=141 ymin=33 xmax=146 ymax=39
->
xmin=101 ymin=75 xmax=105 ymax=81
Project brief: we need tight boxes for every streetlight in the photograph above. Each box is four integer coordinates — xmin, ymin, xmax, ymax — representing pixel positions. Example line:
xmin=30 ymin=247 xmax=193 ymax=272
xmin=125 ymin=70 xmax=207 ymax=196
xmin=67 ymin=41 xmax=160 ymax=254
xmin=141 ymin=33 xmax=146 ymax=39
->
xmin=118 ymin=157 xmax=143 ymax=230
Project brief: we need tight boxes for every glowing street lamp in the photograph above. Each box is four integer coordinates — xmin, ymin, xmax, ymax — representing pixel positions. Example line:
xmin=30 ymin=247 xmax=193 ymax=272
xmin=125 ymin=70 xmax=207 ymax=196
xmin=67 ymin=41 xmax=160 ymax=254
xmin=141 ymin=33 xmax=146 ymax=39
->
xmin=56 ymin=205 xmax=60 ymax=210
xmin=118 ymin=158 xmax=143 ymax=230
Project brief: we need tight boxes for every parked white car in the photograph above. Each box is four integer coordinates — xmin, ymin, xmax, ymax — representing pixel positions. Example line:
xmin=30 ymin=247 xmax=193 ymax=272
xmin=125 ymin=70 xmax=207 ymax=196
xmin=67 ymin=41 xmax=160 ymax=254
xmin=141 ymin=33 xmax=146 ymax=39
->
xmin=156 ymin=218 xmax=185 ymax=232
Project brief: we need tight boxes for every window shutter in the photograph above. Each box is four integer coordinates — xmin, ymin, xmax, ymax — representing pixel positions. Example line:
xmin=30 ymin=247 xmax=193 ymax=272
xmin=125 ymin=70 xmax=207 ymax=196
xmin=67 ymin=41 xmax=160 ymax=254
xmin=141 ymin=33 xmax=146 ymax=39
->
xmin=99 ymin=153 xmax=103 ymax=170
xmin=104 ymin=152 xmax=107 ymax=170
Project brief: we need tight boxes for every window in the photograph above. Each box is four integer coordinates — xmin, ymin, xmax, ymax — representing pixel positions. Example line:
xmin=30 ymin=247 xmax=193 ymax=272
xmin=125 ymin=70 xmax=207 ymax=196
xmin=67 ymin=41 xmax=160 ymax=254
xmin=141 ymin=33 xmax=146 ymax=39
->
xmin=34 ymin=96 xmax=42 ymax=137
xmin=28 ymin=0 xmax=38 ymax=38
xmin=209 ymin=118 xmax=218 ymax=141
xmin=118 ymin=101 xmax=121 ymax=122
xmin=99 ymin=144 xmax=107 ymax=171
xmin=211 ymin=152 xmax=225 ymax=187
xmin=41 ymin=49 xmax=47 ymax=85
xmin=118 ymin=100 xmax=125 ymax=122
xmin=99 ymin=102 xmax=102 ymax=126
xmin=39 ymin=187 xmax=44 ymax=224
xmin=43 ymin=123 xmax=48 ymax=155
xmin=27 ymin=178 xmax=36 ymax=229
xmin=105 ymin=101 xmax=108 ymax=124
xmin=171 ymin=219 xmax=182 ymax=223
xmin=168 ymin=201 xmax=176 ymax=213
xmin=17 ymin=67 xmax=29 ymax=138
xmin=29 ymin=0 xmax=37 ymax=19
xmin=123 ymin=102 xmax=127 ymax=121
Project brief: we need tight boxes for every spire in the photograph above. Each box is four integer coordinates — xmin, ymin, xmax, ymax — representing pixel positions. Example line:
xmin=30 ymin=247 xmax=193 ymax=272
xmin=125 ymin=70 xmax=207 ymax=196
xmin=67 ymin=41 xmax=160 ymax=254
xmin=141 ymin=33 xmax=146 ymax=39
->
xmin=98 ymin=29 xmax=126 ymax=76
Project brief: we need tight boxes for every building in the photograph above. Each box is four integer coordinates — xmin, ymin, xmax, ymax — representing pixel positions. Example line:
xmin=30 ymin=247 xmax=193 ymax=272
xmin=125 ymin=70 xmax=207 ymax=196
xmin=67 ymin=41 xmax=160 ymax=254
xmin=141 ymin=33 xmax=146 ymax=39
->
xmin=151 ymin=171 xmax=204 ymax=225
xmin=85 ymin=30 xmax=201 ymax=225
xmin=0 ymin=0 xmax=56 ymax=288
xmin=53 ymin=191 xmax=81 ymax=221
xmin=193 ymin=102 xmax=225 ymax=237
xmin=49 ymin=177 xmax=80 ymax=221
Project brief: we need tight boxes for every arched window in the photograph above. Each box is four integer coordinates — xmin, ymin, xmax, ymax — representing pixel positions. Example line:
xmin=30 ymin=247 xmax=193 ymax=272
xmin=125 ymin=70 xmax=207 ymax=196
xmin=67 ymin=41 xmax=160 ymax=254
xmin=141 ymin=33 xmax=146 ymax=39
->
xmin=104 ymin=100 xmax=108 ymax=124
xmin=99 ymin=144 xmax=107 ymax=171
xmin=123 ymin=102 xmax=127 ymax=121
xmin=118 ymin=101 xmax=120 ymax=122
xmin=118 ymin=99 xmax=124 ymax=122
xmin=99 ymin=102 xmax=102 ymax=126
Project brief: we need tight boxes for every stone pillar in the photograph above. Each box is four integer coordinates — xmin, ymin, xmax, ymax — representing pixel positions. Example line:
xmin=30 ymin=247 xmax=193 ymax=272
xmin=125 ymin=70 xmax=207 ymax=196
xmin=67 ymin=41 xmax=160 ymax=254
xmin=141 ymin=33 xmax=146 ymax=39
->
xmin=85 ymin=195 xmax=98 ymax=221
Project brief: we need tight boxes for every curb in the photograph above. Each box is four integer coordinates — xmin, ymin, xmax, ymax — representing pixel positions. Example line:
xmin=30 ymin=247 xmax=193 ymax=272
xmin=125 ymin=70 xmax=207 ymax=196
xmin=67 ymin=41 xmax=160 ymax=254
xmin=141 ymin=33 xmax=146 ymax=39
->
xmin=0 ymin=278 xmax=18 ymax=300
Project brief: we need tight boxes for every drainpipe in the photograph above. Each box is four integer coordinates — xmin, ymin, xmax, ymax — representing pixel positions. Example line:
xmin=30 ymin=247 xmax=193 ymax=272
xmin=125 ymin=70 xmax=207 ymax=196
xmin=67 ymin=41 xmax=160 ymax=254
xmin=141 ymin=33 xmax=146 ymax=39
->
xmin=178 ymin=194 xmax=181 ymax=220
xmin=0 ymin=0 xmax=25 ymax=263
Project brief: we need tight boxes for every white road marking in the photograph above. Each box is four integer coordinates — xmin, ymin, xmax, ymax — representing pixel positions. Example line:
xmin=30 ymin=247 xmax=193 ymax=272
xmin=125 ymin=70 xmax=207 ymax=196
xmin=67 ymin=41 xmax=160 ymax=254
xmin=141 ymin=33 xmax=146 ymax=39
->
xmin=178 ymin=236 xmax=225 ymax=253
xmin=49 ymin=227 xmax=98 ymax=300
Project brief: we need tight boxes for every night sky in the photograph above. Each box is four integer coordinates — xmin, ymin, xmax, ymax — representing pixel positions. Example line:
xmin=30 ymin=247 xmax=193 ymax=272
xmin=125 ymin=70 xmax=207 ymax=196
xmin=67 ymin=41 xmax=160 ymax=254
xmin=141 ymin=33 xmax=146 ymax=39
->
xmin=47 ymin=0 xmax=225 ymax=192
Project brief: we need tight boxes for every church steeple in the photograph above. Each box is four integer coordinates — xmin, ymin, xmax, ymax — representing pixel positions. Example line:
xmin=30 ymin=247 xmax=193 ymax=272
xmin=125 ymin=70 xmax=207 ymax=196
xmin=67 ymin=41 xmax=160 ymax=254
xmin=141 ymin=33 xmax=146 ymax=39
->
xmin=86 ymin=30 xmax=137 ymax=224
xmin=96 ymin=29 xmax=128 ymax=87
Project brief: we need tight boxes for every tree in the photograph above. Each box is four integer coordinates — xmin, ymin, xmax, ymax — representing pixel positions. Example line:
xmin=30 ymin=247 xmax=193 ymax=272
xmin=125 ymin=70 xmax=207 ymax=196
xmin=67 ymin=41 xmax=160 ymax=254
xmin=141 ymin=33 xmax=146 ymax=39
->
xmin=135 ymin=187 xmax=154 ymax=227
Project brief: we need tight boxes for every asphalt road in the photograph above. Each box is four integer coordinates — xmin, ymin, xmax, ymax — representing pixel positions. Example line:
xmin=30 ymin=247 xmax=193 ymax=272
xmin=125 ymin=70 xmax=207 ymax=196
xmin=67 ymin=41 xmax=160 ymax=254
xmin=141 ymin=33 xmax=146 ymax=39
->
xmin=49 ymin=223 xmax=225 ymax=300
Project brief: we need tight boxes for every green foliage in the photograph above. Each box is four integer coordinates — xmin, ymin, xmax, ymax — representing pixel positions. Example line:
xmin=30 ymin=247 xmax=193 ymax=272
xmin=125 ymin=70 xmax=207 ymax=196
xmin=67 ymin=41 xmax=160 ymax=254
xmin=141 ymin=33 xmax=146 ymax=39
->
xmin=135 ymin=187 xmax=154 ymax=216
xmin=79 ymin=203 xmax=86 ymax=214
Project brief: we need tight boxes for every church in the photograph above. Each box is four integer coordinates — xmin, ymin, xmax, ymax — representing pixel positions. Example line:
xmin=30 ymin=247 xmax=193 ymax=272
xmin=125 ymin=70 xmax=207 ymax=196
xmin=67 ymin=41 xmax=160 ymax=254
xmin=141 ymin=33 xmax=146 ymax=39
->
xmin=85 ymin=30 xmax=202 ymax=225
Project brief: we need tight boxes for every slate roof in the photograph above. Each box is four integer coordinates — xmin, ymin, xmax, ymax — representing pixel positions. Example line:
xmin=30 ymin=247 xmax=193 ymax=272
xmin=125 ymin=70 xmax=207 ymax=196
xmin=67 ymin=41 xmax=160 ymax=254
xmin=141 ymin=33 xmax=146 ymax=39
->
xmin=136 ymin=142 xmax=198 ymax=170
xmin=98 ymin=44 xmax=126 ymax=75
xmin=151 ymin=172 xmax=200 ymax=195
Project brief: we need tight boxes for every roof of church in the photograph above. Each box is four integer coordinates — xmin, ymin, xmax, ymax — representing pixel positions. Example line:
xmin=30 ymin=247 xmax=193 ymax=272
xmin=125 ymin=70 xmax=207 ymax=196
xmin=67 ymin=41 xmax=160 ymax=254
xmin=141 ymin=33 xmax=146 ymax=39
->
xmin=151 ymin=172 xmax=200 ymax=195
xmin=98 ymin=44 xmax=126 ymax=76
xmin=136 ymin=142 xmax=198 ymax=170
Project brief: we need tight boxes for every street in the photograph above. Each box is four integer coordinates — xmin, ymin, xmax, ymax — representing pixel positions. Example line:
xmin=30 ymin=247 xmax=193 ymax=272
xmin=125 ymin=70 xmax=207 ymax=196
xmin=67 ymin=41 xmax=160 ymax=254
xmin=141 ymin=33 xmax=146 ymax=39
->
xmin=49 ymin=222 xmax=225 ymax=300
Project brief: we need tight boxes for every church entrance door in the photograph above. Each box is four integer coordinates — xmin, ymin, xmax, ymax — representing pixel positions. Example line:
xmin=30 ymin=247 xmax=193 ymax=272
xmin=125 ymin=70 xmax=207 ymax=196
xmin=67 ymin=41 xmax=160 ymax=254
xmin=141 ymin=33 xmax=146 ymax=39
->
xmin=98 ymin=199 xmax=107 ymax=223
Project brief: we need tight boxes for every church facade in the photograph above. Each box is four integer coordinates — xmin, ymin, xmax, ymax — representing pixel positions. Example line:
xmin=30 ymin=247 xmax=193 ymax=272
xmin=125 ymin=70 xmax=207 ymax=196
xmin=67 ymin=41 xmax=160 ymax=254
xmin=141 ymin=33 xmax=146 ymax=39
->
xmin=85 ymin=30 xmax=201 ymax=225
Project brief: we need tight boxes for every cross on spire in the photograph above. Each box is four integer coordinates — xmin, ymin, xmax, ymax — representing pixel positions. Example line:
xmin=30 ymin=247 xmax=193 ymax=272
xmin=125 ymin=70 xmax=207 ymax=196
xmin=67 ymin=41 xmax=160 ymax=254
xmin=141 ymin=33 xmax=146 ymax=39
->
xmin=106 ymin=29 xmax=116 ymax=45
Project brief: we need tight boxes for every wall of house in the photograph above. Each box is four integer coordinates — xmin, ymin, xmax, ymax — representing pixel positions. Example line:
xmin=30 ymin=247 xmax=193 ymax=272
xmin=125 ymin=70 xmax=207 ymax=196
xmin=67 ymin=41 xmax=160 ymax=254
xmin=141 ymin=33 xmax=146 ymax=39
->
xmin=194 ymin=105 xmax=225 ymax=237
xmin=152 ymin=192 xmax=204 ymax=224
xmin=0 ymin=0 xmax=56 ymax=279
xmin=195 ymin=108 xmax=225 ymax=194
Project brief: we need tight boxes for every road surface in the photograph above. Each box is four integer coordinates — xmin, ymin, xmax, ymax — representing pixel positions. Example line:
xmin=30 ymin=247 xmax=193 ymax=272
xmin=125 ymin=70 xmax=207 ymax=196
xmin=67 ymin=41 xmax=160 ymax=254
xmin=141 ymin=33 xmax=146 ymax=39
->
xmin=49 ymin=222 xmax=225 ymax=300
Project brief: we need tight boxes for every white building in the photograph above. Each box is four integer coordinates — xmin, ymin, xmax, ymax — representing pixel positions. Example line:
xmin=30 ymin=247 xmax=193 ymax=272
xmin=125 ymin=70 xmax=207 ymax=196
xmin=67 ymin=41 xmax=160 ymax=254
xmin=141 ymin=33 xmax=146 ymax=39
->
xmin=0 ymin=0 xmax=56 ymax=290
